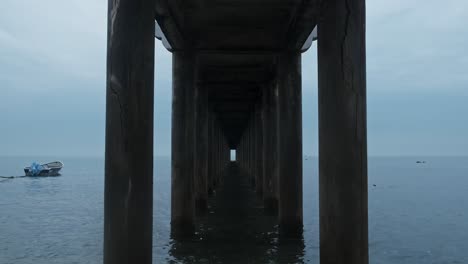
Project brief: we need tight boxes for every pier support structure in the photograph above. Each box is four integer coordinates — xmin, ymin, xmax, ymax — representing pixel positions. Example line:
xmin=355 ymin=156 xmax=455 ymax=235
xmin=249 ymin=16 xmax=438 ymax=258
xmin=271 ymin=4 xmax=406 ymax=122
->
xmin=277 ymin=52 xmax=303 ymax=236
xmin=318 ymin=0 xmax=368 ymax=263
xmin=171 ymin=51 xmax=196 ymax=235
xmin=262 ymin=84 xmax=278 ymax=213
xmin=194 ymin=82 xmax=209 ymax=213
xmin=255 ymin=104 xmax=263 ymax=195
xmin=207 ymin=111 xmax=215 ymax=195
xmin=103 ymin=0 xmax=155 ymax=262
xmin=104 ymin=0 xmax=368 ymax=261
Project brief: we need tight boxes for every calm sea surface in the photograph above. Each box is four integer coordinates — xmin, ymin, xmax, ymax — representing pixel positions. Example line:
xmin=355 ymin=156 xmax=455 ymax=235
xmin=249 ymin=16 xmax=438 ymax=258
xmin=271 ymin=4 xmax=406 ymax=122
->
xmin=1 ymin=156 xmax=467 ymax=263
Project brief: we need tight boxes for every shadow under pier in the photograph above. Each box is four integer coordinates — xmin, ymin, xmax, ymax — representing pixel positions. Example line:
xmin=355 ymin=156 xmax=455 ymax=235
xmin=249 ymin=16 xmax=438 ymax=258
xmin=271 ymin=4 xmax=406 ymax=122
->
xmin=169 ymin=162 xmax=305 ymax=263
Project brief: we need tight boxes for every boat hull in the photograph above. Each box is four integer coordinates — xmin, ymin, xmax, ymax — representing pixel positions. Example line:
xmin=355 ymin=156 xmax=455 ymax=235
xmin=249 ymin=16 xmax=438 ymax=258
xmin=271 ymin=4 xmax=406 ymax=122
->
xmin=24 ymin=168 xmax=61 ymax=176
xmin=24 ymin=161 xmax=63 ymax=176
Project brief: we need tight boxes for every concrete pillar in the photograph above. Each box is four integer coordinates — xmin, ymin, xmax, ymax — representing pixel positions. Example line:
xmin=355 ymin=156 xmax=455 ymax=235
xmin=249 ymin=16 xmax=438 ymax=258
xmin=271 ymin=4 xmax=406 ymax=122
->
xmin=241 ymin=139 xmax=244 ymax=166
xmin=103 ymin=0 xmax=154 ymax=262
xmin=218 ymin=127 xmax=222 ymax=176
xmin=222 ymin=132 xmax=225 ymax=172
xmin=272 ymin=79 xmax=280 ymax=210
xmin=194 ymin=83 xmax=208 ymax=213
xmin=237 ymin=141 xmax=241 ymax=164
xmin=244 ymin=126 xmax=248 ymax=169
xmin=255 ymin=104 xmax=263 ymax=195
xmin=277 ymin=52 xmax=303 ymax=236
xmin=241 ymin=139 xmax=245 ymax=165
xmin=238 ymin=141 xmax=241 ymax=163
xmin=318 ymin=0 xmax=368 ymax=263
xmin=215 ymin=122 xmax=219 ymax=183
xmin=226 ymin=142 xmax=228 ymax=162
xmin=245 ymin=130 xmax=248 ymax=170
xmin=248 ymin=121 xmax=255 ymax=187
xmin=219 ymin=133 xmax=222 ymax=172
xmin=225 ymin=142 xmax=228 ymax=163
xmin=246 ymin=125 xmax=250 ymax=173
xmin=245 ymin=125 xmax=248 ymax=168
xmin=214 ymin=124 xmax=219 ymax=184
xmin=213 ymin=114 xmax=217 ymax=189
xmin=171 ymin=51 xmax=195 ymax=235
xmin=239 ymin=137 xmax=244 ymax=167
xmin=207 ymin=111 xmax=215 ymax=195
xmin=262 ymin=84 xmax=278 ymax=213
xmin=240 ymin=137 xmax=244 ymax=166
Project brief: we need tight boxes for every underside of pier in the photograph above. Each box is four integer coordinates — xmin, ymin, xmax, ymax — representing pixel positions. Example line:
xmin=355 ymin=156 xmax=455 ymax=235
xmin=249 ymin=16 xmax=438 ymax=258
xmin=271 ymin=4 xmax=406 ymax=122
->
xmin=104 ymin=0 xmax=368 ymax=263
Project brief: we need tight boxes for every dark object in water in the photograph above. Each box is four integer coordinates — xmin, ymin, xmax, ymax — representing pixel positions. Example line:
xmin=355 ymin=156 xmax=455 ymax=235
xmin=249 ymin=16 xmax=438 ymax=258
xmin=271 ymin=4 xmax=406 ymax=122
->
xmin=416 ymin=161 xmax=426 ymax=164
xmin=24 ymin=161 xmax=63 ymax=176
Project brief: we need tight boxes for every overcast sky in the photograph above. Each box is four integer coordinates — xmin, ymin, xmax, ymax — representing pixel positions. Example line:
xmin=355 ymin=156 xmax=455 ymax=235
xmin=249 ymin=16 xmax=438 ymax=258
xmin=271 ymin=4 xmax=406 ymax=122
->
xmin=1 ymin=0 xmax=467 ymax=157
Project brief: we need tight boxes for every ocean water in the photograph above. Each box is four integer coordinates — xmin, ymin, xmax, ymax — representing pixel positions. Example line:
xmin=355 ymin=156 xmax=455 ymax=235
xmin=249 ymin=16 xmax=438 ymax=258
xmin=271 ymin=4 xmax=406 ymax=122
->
xmin=0 ymin=156 xmax=467 ymax=264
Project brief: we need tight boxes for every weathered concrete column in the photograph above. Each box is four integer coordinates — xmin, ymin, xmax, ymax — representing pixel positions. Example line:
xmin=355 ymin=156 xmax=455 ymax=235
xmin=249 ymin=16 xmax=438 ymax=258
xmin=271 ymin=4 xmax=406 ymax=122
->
xmin=247 ymin=128 xmax=250 ymax=172
xmin=241 ymin=136 xmax=244 ymax=164
xmin=214 ymin=124 xmax=220 ymax=184
xmin=242 ymin=126 xmax=248 ymax=168
xmin=241 ymin=139 xmax=245 ymax=166
xmin=245 ymin=130 xmax=248 ymax=171
xmin=221 ymin=133 xmax=225 ymax=173
xmin=237 ymin=140 xmax=241 ymax=164
xmin=171 ymin=51 xmax=196 ymax=235
xmin=277 ymin=52 xmax=303 ymax=236
xmin=262 ymin=84 xmax=278 ymax=213
xmin=239 ymin=135 xmax=244 ymax=167
xmin=222 ymin=137 xmax=226 ymax=166
xmin=226 ymin=139 xmax=228 ymax=163
xmin=318 ymin=0 xmax=368 ymax=263
xmin=194 ymin=83 xmax=208 ymax=213
xmin=218 ymin=127 xmax=222 ymax=177
xmin=241 ymin=139 xmax=244 ymax=166
xmin=215 ymin=121 xmax=219 ymax=185
xmin=104 ymin=0 xmax=154 ymax=262
xmin=207 ymin=111 xmax=215 ymax=195
xmin=240 ymin=137 xmax=244 ymax=167
xmin=255 ymin=105 xmax=263 ymax=195
xmin=248 ymin=120 xmax=255 ymax=187
xmin=272 ymin=79 xmax=280 ymax=207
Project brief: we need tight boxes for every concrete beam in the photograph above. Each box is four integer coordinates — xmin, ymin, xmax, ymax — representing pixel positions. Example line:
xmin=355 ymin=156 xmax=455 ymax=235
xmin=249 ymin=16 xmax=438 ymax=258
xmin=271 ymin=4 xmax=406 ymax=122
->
xmin=155 ymin=1 xmax=319 ymax=52
xmin=285 ymin=0 xmax=319 ymax=50
xmin=104 ymin=0 xmax=154 ymax=262
xmin=318 ymin=0 xmax=368 ymax=263
xmin=154 ymin=0 xmax=186 ymax=50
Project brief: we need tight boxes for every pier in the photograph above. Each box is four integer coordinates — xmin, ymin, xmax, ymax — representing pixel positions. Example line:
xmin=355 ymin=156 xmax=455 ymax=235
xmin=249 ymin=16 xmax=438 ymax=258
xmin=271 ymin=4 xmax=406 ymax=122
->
xmin=104 ymin=0 xmax=367 ymax=263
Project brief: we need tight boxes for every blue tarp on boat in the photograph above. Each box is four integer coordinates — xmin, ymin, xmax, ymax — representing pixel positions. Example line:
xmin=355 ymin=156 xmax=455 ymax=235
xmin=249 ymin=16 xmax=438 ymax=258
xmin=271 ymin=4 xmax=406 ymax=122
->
xmin=29 ymin=162 xmax=44 ymax=176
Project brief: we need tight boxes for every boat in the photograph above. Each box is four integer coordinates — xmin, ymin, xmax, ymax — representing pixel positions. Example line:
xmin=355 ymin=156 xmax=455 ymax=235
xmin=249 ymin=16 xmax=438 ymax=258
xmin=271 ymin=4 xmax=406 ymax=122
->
xmin=24 ymin=161 xmax=64 ymax=176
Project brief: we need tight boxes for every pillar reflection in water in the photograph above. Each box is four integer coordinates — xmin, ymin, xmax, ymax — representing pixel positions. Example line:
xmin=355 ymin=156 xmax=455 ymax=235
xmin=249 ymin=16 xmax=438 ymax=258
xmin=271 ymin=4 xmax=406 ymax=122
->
xmin=169 ymin=163 xmax=305 ymax=263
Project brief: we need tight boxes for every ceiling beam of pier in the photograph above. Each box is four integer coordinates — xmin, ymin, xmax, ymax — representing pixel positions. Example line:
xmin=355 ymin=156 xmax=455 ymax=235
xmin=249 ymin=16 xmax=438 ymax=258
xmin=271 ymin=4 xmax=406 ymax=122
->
xmin=198 ymin=54 xmax=275 ymax=148
xmin=154 ymin=1 xmax=319 ymax=147
xmin=155 ymin=0 xmax=319 ymax=51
